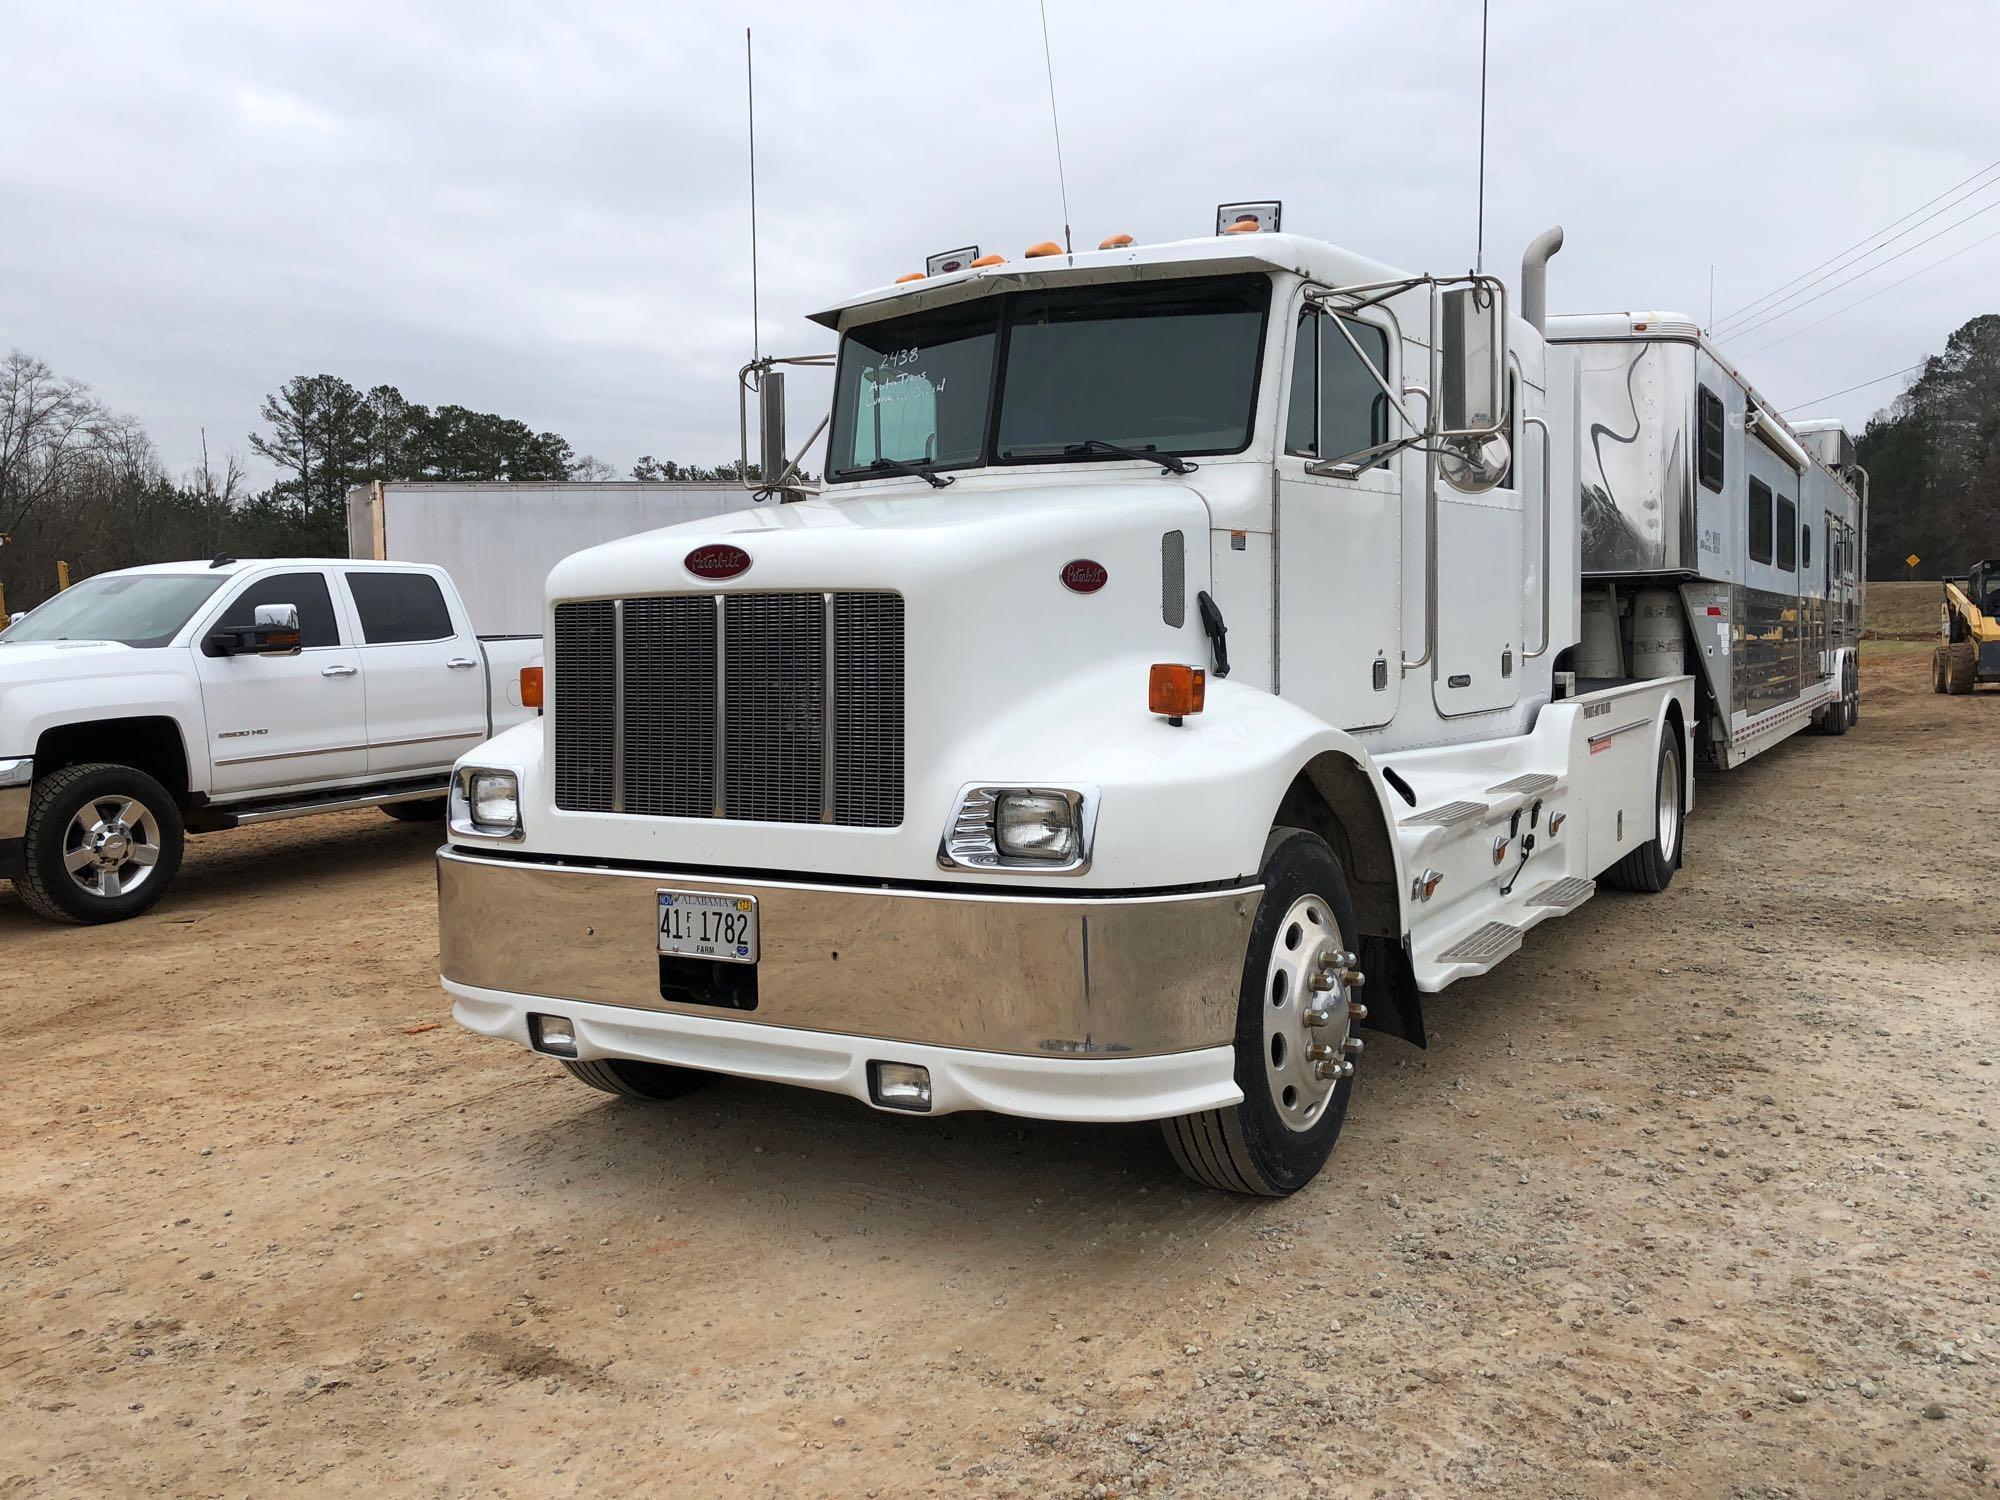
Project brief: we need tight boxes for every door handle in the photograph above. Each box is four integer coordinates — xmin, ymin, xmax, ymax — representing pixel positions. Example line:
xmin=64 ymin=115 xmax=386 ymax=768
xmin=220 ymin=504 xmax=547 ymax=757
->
xmin=445 ymin=657 xmax=477 ymax=670
xmin=322 ymin=665 xmax=359 ymax=678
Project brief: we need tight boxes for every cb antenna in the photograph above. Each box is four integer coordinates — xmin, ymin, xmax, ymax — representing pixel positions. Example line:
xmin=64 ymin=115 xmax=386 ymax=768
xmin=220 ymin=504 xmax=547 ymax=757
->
xmin=1037 ymin=0 xmax=1073 ymax=256
xmin=1475 ymin=0 xmax=1489 ymax=273
xmin=746 ymin=26 xmax=761 ymax=362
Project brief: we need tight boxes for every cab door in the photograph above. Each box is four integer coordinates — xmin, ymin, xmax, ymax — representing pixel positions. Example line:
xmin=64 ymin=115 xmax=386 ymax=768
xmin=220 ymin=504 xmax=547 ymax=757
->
xmin=1274 ymin=302 xmax=1403 ymax=728
xmin=194 ymin=568 xmax=368 ymax=796
xmin=340 ymin=568 xmax=487 ymax=778
xmin=1431 ymin=366 xmax=1525 ymax=717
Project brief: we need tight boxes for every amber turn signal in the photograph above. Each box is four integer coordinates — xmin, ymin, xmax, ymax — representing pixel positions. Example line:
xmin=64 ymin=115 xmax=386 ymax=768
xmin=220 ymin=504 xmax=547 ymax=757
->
xmin=1025 ymin=240 xmax=1063 ymax=258
xmin=1223 ymin=215 xmax=1262 ymax=234
xmin=520 ymin=666 xmax=544 ymax=709
xmin=894 ymin=271 xmax=924 ymax=283
xmin=1098 ymin=233 xmax=1134 ymax=249
xmin=970 ymin=253 xmax=1006 ymax=267
xmin=1149 ymin=663 xmax=1205 ymax=720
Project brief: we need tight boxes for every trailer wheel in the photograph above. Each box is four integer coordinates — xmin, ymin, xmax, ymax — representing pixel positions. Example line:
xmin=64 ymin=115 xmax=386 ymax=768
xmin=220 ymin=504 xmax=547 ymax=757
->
xmin=15 ymin=763 xmax=185 ymax=925
xmin=1602 ymin=733 xmax=1681 ymax=895
xmin=1160 ymin=830 xmax=1360 ymax=1197
xmin=381 ymin=798 xmax=447 ymax=822
xmin=561 ymin=1058 xmax=714 ymax=1100
xmin=1932 ymin=647 xmax=1949 ymax=695
xmin=1945 ymin=642 xmax=1978 ymax=695
xmin=1821 ymin=657 xmax=1854 ymax=737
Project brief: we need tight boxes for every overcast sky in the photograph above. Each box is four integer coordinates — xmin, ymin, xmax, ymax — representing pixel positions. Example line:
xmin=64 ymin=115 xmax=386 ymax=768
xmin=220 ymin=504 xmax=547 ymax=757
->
xmin=5 ymin=0 xmax=1996 ymax=484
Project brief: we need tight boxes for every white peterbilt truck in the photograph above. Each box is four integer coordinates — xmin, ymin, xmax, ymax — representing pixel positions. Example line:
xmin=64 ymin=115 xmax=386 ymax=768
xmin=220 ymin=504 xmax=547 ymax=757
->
xmin=438 ymin=206 xmax=1697 ymax=1195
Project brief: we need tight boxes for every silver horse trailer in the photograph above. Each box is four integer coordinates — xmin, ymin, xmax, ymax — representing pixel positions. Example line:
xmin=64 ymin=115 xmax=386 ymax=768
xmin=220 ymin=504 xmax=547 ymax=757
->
xmin=1546 ymin=313 xmax=1866 ymax=768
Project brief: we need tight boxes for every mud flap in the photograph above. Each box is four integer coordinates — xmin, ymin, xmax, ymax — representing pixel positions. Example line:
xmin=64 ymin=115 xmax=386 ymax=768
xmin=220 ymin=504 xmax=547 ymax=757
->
xmin=1357 ymin=935 xmax=1426 ymax=1049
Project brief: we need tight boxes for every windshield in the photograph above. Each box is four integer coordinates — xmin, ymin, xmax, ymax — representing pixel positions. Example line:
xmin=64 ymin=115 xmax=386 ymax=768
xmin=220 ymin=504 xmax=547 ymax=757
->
xmin=0 ymin=573 xmax=227 ymax=648
xmin=826 ymin=273 xmax=1271 ymax=481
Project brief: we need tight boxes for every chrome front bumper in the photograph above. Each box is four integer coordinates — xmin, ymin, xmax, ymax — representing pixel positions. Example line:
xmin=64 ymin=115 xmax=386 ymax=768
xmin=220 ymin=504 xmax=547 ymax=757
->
xmin=0 ymin=759 xmax=31 ymax=873
xmin=437 ymin=847 xmax=1259 ymax=1059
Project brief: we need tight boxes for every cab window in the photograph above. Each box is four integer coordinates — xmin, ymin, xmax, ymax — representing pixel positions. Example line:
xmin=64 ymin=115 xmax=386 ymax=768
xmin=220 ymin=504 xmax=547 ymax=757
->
xmin=1285 ymin=311 xmax=1391 ymax=468
xmin=220 ymin=571 xmax=340 ymax=648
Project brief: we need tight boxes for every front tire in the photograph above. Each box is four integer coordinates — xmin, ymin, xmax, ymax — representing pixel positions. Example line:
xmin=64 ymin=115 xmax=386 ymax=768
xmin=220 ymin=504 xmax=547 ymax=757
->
xmin=1602 ymin=730 xmax=1682 ymax=894
xmin=1161 ymin=831 xmax=1362 ymax=1196
xmin=561 ymin=1057 xmax=714 ymax=1100
xmin=1946 ymin=641 xmax=1978 ymax=695
xmin=1933 ymin=647 xmax=1950 ymax=695
xmin=16 ymin=763 xmax=185 ymax=924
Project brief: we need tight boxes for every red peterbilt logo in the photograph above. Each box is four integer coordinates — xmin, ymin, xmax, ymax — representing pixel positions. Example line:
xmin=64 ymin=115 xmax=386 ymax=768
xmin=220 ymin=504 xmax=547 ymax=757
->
xmin=684 ymin=544 xmax=751 ymax=580
xmin=1061 ymin=559 xmax=1108 ymax=594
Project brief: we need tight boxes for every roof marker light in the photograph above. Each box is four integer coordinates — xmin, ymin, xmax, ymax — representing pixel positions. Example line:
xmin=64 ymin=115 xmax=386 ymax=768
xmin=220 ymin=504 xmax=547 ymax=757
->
xmin=894 ymin=272 xmax=924 ymax=283
xmin=970 ymin=253 xmax=1006 ymax=268
xmin=1026 ymin=240 xmax=1063 ymax=258
xmin=1224 ymin=216 xmax=1262 ymax=234
xmin=1098 ymin=233 xmax=1134 ymax=249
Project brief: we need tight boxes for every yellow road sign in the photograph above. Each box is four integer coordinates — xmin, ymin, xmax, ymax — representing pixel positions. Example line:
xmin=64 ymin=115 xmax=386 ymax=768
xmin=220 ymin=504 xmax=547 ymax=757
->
xmin=1907 ymin=553 xmax=1921 ymax=568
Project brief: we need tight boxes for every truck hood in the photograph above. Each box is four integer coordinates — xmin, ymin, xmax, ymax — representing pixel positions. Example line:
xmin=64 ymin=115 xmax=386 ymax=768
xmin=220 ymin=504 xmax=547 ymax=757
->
xmin=0 ymin=638 xmax=144 ymax=685
xmin=545 ymin=480 xmax=1216 ymax=603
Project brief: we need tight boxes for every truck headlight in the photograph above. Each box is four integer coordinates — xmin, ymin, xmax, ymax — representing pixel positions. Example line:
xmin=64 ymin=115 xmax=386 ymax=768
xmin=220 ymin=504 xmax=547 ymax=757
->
xmin=452 ymin=767 xmax=523 ymax=839
xmin=939 ymin=786 xmax=1093 ymax=873
xmin=995 ymin=792 xmax=1080 ymax=862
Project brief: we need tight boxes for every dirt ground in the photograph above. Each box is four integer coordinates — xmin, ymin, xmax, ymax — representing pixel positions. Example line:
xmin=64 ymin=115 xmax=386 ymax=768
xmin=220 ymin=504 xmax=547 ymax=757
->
xmin=3 ymin=641 xmax=1996 ymax=1499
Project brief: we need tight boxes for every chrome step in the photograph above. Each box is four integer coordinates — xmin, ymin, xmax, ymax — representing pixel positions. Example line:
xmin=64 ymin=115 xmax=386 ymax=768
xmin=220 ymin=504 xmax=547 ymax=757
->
xmin=1486 ymin=772 xmax=1556 ymax=797
xmin=223 ymin=782 xmax=449 ymax=827
xmin=1435 ymin=921 xmax=1522 ymax=965
xmin=1525 ymin=875 xmax=1595 ymax=913
xmin=1400 ymin=799 xmax=1485 ymax=828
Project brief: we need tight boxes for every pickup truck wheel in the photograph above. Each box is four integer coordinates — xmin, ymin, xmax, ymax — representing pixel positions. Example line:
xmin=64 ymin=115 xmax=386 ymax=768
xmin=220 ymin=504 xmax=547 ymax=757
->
xmin=1160 ymin=831 xmax=1360 ymax=1196
xmin=561 ymin=1058 xmax=714 ymax=1101
xmin=381 ymin=798 xmax=447 ymax=822
xmin=16 ymin=763 xmax=184 ymax=925
xmin=1602 ymin=733 xmax=1681 ymax=894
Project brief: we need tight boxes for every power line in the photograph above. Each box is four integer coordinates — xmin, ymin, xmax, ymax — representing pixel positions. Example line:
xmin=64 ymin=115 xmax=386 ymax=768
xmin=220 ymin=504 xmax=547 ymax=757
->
xmin=1779 ymin=363 xmax=1926 ymax=415
xmin=1712 ymin=169 xmax=2000 ymax=336
xmin=1724 ymin=195 xmax=2000 ymax=343
xmin=1712 ymin=157 xmax=2000 ymax=331
xmin=1741 ymin=221 xmax=2000 ymax=358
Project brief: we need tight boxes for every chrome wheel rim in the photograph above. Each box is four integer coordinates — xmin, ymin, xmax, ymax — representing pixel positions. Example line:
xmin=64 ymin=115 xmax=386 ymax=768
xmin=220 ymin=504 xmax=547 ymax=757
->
xmin=1656 ymin=744 xmax=1681 ymax=864
xmin=1262 ymin=893 xmax=1352 ymax=1133
xmin=62 ymin=795 xmax=162 ymax=899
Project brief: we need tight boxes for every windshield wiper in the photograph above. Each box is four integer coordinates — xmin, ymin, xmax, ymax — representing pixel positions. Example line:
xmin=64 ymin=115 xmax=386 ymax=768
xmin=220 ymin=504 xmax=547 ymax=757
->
xmin=1061 ymin=439 xmax=1196 ymax=476
xmin=866 ymin=457 xmax=954 ymax=489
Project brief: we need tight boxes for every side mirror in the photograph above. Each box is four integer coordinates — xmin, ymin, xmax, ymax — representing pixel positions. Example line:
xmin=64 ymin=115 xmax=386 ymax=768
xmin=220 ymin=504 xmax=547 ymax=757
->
xmin=758 ymin=369 xmax=787 ymax=487
xmin=1437 ymin=285 xmax=1505 ymax=437
xmin=206 ymin=603 xmax=303 ymax=657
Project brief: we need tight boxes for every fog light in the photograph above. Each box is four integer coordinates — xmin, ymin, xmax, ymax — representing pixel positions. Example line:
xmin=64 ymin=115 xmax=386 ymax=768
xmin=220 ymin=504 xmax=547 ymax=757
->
xmin=869 ymin=1061 xmax=932 ymax=1112
xmin=529 ymin=1013 xmax=577 ymax=1057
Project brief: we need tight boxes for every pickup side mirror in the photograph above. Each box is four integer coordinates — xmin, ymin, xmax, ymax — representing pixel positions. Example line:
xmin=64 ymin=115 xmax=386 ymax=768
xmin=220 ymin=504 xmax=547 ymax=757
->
xmin=205 ymin=603 xmax=303 ymax=657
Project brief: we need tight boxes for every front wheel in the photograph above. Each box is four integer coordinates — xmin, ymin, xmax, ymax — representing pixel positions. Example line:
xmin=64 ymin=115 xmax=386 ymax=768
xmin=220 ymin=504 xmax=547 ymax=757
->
xmin=16 ymin=763 xmax=185 ymax=924
xmin=1946 ymin=641 xmax=1978 ymax=695
xmin=1602 ymin=731 xmax=1682 ymax=894
xmin=1161 ymin=831 xmax=1362 ymax=1196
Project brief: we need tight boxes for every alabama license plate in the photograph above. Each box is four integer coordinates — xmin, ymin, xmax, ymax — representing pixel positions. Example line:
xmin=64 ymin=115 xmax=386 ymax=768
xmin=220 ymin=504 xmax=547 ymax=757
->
xmin=656 ymin=889 xmax=759 ymax=964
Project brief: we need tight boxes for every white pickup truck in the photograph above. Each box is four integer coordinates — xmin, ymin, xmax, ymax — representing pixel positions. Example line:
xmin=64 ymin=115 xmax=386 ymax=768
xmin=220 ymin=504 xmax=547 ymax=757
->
xmin=1 ymin=557 xmax=539 ymax=924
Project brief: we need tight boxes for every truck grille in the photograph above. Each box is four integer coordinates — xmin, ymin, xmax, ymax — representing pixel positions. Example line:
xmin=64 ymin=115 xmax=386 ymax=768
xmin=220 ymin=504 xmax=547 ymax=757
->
xmin=552 ymin=592 xmax=905 ymax=828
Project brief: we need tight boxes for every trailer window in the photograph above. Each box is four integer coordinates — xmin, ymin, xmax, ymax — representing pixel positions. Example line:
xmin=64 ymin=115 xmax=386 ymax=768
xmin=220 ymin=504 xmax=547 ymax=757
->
xmin=219 ymin=571 xmax=340 ymax=649
xmin=1777 ymin=494 xmax=1797 ymax=572
xmin=1749 ymin=478 xmax=1774 ymax=564
xmin=346 ymin=571 xmax=455 ymax=644
xmin=1801 ymin=524 xmax=1811 ymax=572
xmin=1697 ymin=385 xmax=1726 ymax=493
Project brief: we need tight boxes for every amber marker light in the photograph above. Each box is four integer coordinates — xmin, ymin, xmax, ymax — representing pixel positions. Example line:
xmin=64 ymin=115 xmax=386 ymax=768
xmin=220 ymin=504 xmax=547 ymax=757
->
xmin=894 ymin=272 xmax=924 ymax=283
xmin=970 ymin=253 xmax=1006 ymax=267
xmin=1098 ymin=233 xmax=1134 ymax=249
xmin=1025 ymin=240 xmax=1063 ymax=258
xmin=520 ymin=666 xmax=544 ymax=710
xmin=1223 ymin=215 xmax=1263 ymax=234
xmin=1149 ymin=663 xmax=1205 ymax=724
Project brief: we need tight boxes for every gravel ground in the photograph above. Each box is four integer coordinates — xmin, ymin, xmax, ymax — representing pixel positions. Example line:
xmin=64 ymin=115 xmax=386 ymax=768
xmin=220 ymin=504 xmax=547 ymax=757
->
xmin=2 ymin=641 xmax=1995 ymax=1498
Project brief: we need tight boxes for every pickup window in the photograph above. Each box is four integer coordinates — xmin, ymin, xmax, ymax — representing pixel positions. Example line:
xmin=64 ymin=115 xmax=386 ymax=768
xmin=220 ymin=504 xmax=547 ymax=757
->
xmin=219 ymin=572 xmax=340 ymax=648
xmin=0 ymin=573 xmax=226 ymax=648
xmin=346 ymin=571 xmax=455 ymax=644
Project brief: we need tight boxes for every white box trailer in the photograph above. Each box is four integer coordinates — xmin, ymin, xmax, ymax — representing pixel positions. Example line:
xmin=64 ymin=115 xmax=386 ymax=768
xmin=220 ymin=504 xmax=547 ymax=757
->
xmin=345 ymin=481 xmax=758 ymax=637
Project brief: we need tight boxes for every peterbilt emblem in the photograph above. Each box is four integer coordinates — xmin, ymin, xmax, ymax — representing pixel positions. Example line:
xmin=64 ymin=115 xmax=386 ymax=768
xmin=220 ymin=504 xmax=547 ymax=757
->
xmin=685 ymin=544 xmax=751 ymax=580
xmin=1061 ymin=559 xmax=1108 ymax=594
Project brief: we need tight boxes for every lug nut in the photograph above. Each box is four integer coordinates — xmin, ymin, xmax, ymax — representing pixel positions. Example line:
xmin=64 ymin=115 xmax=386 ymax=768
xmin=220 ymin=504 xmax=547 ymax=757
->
xmin=1307 ymin=1041 xmax=1335 ymax=1062
xmin=1310 ymin=971 xmax=1335 ymax=992
xmin=1348 ymin=1000 xmax=1368 ymax=1022
xmin=1340 ymin=968 xmax=1366 ymax=988
xmin=1342 ymin=1036 xmax=1364 ymax=1054
xmin=1303 ymin=1005 xmax=1334 ymax=1028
